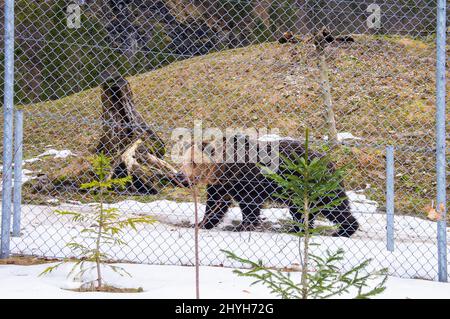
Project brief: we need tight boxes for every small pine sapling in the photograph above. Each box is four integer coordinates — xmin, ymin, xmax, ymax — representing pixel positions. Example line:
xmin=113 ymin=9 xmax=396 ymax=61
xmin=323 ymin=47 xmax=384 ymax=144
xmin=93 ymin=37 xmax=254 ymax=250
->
xmin=223 ymin=129 xmax=387 ymax=299
xmin=40 ymin=153 xmax=156 ymax=291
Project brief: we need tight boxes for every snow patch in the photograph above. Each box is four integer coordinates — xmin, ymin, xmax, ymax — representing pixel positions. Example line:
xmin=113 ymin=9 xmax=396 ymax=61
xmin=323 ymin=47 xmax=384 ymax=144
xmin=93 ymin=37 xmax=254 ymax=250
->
xmin=7 ymin=187 xmax=450 ymax=282
xmin=37 ymin=149 xmax=75 ymax=159
xmin=257 ymin=134 xmax=295 ymax=142
xmin=323 ymin=132 xmax=363 ymax=142
xmin=108 ymin=190 xmax=379 ymax=228
xmin=347 ymin=190 xmax=378 ymax=214
xmin=0 ymin=262 xmax=449 ymax=299
xmin=0 ymin=149 xmax=75 ymax=192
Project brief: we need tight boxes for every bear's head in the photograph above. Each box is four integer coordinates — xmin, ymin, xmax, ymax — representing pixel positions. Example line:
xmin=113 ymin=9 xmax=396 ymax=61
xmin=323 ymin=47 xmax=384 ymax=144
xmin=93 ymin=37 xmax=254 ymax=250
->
xmin=174 ymin=134 xmax=272 ymax=187
xmin=176 ymin=139 xmax=224 ymax=186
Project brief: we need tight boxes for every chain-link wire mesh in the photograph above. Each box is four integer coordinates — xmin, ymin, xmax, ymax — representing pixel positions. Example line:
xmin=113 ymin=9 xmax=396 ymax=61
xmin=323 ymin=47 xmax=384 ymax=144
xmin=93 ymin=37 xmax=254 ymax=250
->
xmin=0 ymin=0 xmax=449 ymax=281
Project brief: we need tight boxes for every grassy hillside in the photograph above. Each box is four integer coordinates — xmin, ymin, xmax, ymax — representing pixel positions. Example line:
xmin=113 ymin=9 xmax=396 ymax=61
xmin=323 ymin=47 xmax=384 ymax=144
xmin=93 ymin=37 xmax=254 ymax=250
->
xmin=15 ymin=34 xmax=450 ymax=218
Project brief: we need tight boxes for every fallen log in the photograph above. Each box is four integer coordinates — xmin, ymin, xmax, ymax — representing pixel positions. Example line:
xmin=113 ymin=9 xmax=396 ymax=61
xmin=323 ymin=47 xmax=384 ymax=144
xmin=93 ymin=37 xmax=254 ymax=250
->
xmin=117 ymin=139 xmax=187 ymax=192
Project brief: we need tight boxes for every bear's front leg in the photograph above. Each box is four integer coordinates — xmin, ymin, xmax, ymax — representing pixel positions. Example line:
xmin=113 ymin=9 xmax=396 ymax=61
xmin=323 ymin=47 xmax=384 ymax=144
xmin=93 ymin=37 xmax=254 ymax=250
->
xmin=199 ymin=185 xmax=232 ymax=229
xmin=321 ymin=197 xmax=359 ymax=237
xmin=329 ymin=212 xmax=359 ymax=237
xmin=236 ymin=202 xmax=262 ymax=231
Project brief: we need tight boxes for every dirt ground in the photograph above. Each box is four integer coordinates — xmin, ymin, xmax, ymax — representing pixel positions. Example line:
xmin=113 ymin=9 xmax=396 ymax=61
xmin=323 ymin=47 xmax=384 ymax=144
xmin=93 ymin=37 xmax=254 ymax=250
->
xmin=0 ymin=255 xmax=60 ymax=266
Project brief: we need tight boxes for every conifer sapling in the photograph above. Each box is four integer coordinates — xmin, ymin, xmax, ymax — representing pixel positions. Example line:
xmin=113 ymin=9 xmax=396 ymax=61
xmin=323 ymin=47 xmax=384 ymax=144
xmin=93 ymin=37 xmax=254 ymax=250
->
xmin=40 ymin=153 xmax=156 ymax=291
xmin=223 ymin=128 xmax=387 ymax=299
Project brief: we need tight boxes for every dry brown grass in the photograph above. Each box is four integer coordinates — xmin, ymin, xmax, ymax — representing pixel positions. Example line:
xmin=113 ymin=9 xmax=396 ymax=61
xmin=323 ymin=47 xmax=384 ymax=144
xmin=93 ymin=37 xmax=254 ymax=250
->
xmin=67 ymin=285 xmax=144 ymax=293
xmin=17 ymin=35 xmax=447 ymax=152
xmin=9 ymin=34 xmax=449 ymax=217
xmin=0 ymin=255 xmax=60 ymax=265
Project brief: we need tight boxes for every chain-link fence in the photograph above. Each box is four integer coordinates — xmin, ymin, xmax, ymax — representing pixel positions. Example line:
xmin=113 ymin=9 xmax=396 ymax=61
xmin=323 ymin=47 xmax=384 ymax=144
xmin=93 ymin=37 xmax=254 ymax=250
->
xmin=0 ymin=0 xmax=448 ymax=282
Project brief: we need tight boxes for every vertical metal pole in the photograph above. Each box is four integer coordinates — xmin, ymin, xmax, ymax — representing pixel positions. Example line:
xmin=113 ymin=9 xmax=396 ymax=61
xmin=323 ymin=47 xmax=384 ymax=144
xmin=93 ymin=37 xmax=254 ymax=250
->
xmin=12 ymin=110 xmax=23 ymax=237
xmin=386 ymin=146 xmax=395 ymax=252
xmin=1 ymin=0 xmax=15 ymax=259
xmin=436 ymin=0 xmax=447 ymax=282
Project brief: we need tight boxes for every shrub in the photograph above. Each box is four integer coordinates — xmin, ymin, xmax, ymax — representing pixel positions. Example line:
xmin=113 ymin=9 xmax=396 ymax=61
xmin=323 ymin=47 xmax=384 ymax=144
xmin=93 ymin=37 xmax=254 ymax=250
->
xmin=224 ymin=129 xmax=387 ymax=299
xmin=40 ymin=153 xmax=156 ymax=290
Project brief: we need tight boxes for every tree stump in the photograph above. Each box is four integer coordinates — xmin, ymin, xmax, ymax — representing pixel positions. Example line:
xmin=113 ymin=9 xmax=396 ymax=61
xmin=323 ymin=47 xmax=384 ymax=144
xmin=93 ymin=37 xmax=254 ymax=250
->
xmin=96 ymin=73 xmax=167 ymax=194
xmin=96 ymin=74 xmax=165 ymax=157
xmin=30 ymin=73 xmax=186 ymax=198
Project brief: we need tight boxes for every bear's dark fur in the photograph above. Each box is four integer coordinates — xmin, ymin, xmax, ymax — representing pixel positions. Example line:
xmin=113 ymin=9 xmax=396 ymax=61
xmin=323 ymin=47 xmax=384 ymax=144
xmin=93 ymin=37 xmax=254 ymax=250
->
xmin=179 ymin=135 xmax=359 ymax=237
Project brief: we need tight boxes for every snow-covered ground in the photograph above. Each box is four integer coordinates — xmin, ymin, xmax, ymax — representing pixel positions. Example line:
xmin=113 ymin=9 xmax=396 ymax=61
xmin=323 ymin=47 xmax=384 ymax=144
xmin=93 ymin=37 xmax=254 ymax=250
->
xmin=2 ymin=146 xmax=449 ymax=283
xmin=7 ymin=190 xmax=450 ymax=282
xmin=1 ymin=262 xmax=450 ymax=299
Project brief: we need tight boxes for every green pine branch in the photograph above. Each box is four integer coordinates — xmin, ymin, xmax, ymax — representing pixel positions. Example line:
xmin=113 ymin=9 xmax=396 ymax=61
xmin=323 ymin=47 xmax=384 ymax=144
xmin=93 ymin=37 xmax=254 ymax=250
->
xmin=226 ymin=128 xmax=387 ymax=299
xmin=40 ymin=153 xmax=156 ymax=289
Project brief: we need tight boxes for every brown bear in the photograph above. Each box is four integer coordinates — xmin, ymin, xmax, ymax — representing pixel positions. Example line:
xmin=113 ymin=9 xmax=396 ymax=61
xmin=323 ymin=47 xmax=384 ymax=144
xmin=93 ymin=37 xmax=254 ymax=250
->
xmin=176 ymin=134 xmax=359 ymax=237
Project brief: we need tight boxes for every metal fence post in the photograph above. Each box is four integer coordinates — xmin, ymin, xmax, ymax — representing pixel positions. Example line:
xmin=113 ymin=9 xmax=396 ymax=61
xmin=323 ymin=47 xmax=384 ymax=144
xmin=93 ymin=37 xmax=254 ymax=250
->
xmin=12 ymin=110 xmax=23 ymax=237
xmin=386 ymin=146 xmax=395 ymax=252
xmin=436 ymin=0 xmax=447 ymax=282
xmin=0 ymin=0 xmax=15 ymax=259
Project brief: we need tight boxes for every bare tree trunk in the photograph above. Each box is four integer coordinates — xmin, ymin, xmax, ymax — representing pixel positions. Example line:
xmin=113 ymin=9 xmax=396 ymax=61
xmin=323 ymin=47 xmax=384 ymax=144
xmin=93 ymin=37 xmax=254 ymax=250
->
xmin=300 ymin=196 xmax=310 ymax=299
xmin=96 ymin=74 xmax=165 ymax=158
xmin=95 ymin=73 xmax=167 ymax=194
xmin=96 ymin=186 xmax=104 ymax=289
xmin=319 ymin=54 xmax=338 ymax=145
xmin=192 ymin=184 xmax=200 ymax=299
xmin=188 ymin=139 xmax=200 ymax=299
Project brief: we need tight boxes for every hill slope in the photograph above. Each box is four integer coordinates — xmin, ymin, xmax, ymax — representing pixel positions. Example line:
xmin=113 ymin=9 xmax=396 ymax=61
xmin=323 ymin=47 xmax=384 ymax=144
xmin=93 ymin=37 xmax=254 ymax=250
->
xmin=17 ymin=35 xmax=450 ymax=216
